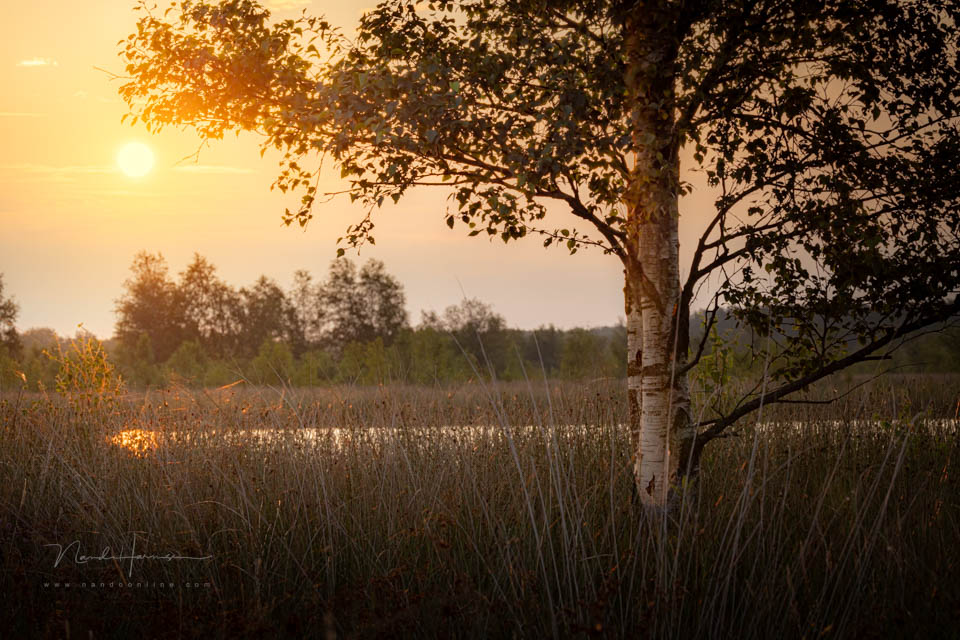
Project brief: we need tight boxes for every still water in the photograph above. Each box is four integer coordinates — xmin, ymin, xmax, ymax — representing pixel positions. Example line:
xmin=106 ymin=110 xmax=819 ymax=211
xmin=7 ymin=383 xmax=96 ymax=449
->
xmin=108 ymin=419 xmax=958 ymax=457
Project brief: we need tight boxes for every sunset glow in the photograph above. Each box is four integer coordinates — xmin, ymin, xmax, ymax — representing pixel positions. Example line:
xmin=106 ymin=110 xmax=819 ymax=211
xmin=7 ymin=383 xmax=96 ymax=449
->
xmin=117 ymin=141 xmax=155 ymax=177
xmin=0 ymin=0 xmax=634 ymax=339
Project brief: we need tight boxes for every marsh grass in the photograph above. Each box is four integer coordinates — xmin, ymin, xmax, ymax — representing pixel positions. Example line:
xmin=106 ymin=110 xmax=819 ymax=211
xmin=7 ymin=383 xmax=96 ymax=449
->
xmin=1 ymin=375 xmax=958 ymax=638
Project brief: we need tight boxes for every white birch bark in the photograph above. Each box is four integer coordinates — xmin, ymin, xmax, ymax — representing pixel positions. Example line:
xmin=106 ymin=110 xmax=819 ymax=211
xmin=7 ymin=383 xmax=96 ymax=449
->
xmin=623 ymin=5 xmax=693 ymax=508
xmin=625 ymin=275 xmax=644 ymax=484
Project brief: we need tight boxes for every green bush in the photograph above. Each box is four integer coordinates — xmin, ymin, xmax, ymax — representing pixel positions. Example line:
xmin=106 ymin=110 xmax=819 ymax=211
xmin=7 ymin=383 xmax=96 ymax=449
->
xmin=249 ymin=339 xmax=295 ymax=385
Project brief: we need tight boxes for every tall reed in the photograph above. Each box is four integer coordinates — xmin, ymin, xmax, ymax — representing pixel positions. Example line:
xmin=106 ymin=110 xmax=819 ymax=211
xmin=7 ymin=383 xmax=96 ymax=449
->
xmin=0 ymin=375 xmax=957 ymax=638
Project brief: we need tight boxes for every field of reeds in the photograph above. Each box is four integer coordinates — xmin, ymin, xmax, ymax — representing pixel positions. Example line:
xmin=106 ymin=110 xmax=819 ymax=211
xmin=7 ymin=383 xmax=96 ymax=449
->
xmin=1 ymin=374 xmax=958 ymax=639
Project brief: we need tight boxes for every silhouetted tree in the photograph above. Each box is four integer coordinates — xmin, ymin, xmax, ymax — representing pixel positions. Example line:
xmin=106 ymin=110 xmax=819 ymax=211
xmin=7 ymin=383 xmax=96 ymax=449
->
xmin=357 ymin=259 xmax=409 ymax=343
xmin=121 ymin=0 xmax=960 ymax=505
xmin=0 ymin=274 xmax=20 ymax=359
xmin=423 ymin=298 xmax=510 ymax=375
xmin=238 ymin=276 xmax=299 ymax=359
xmin=318 ymin=258 xmax=408 ymax=351
xmin=289 ymin=269 xmax=323 ymax=348
xmin=114 ymin=252 xmax=185 ymax=362
xmin=178 ymin=253 xmax=244 ymax=358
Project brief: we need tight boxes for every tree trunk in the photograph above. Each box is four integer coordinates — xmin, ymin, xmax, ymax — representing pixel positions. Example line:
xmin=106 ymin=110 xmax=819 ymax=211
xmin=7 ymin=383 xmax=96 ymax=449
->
xmin=623 ymin=5 xmax=695 ymax=508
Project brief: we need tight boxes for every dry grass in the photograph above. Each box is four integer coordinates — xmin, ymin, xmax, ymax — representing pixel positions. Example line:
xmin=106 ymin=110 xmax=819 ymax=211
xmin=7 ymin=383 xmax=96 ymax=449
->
xmin=1 ymin=375 xmax=958 ymax=638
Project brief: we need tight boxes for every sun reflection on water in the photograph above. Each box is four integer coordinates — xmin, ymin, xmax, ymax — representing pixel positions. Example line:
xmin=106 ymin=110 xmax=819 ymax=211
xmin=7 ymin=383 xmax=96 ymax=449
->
xmin=108 ymin=428 xmax=160 ymax=457
xmin=103 ymin=420 xmax=959 ymax=459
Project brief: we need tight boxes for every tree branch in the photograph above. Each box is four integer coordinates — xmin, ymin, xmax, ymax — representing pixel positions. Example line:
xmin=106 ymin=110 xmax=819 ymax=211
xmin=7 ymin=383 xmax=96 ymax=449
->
xmin=694 ymin=301 xmax=960 ymax=443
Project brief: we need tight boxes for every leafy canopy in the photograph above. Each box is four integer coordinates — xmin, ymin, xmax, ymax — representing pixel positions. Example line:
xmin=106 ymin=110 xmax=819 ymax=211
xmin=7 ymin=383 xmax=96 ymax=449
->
xmin=120 ymin=0 xmax=960 ymax=420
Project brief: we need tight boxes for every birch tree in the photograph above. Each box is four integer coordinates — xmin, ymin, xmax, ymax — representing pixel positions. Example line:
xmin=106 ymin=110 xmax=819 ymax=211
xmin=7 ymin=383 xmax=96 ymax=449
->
xmin=118 ymin=0 xmax=960 ymax=506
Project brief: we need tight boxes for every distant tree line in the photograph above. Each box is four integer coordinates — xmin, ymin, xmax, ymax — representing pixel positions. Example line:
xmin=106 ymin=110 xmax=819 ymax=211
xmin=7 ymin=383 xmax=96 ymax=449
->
xmin=687 ymin=307 xmax=960 ymax=389
xmin=0 ymin=258 xmax=627 ymax=390
xmin=1 ymin=265 xmax=958 ymax=392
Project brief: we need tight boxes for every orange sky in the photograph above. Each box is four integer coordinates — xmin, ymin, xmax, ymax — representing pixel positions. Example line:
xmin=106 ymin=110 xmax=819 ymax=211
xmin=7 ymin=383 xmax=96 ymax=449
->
xmin=0 ymin=0 xmax=714 ymax=338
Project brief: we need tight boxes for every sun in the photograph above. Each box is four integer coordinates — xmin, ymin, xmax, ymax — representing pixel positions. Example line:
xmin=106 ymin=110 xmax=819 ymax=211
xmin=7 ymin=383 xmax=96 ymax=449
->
xmin=117 ymin=142 xmax=155 ymax=178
